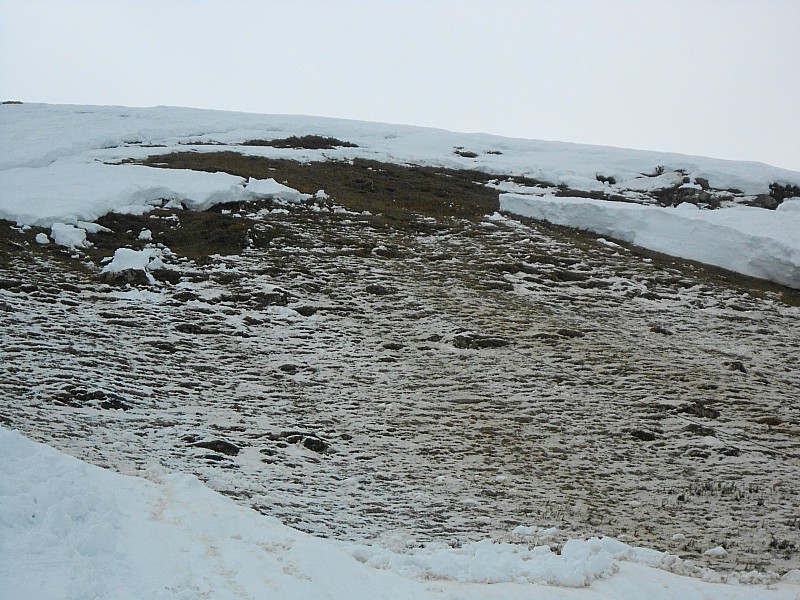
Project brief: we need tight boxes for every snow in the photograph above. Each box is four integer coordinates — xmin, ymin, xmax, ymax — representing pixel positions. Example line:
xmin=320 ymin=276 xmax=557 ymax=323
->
xmin=49 ymin=222 xmax=88 ymax=248
xmin=1 ymin=426 xmax=796 ymax=600
xmin=777 ymin=197 xmax=800 ymax=212
xmin=618 ymin=171 xmax=685 ymax=192
xmin=500 ymin=195 xmax=800 ymax=289
xmin=0 ymin=161 xmax=251 ymax=226
xmin=2 ymin=102 xmax=800 ymax=287
xmin=101 ymin=247 xmax=162 ymax=273
xmin=245 ymin=177 xmax=312 ymax=202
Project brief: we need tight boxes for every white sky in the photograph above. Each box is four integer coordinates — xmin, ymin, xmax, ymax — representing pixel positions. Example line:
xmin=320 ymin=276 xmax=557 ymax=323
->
xmin=2 ymin=0 xmax=799 ymax=171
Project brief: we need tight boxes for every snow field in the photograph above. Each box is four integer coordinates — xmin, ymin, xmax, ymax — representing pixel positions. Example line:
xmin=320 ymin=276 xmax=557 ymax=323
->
xmin=2 ymin=426 xmax=797 ymax=600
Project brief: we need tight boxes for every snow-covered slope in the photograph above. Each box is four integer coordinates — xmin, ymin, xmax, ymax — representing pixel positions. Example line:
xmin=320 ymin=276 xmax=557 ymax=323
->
xmin=1 ymin=103 xmax=799 ymax=287
xmin=2 ymin=426 xmax=796 ymax=600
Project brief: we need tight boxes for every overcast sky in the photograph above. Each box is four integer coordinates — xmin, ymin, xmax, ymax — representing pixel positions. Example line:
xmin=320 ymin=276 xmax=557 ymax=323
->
xmin=2 ymin=0 xmax=798 ymax=171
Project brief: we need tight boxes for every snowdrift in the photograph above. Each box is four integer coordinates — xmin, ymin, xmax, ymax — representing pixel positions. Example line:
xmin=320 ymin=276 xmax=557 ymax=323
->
xmin=500 ymin=195 xmax=800 ymax=289
xmin=1 ymin=426 xmax=796 ymax=600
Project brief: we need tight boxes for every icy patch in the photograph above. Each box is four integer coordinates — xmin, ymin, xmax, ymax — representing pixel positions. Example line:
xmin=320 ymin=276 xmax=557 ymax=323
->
xmin=35 ymin=232 xmax=49 ymax=245
xmin=501 ymin=194 xmax=800 ymax=289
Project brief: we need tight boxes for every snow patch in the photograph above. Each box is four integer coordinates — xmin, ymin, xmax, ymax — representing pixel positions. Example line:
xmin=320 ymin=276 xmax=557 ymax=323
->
xmin=245 ymin=177 xmax=312 ymax=202
xmin=50 ymin=222 xmax=88 ymax=248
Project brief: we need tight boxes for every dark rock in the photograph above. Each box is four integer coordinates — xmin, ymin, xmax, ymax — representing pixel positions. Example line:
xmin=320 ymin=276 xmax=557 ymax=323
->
xmin=719 ymin=446 xmax=742 ymax=457
xmin=654 ymin=185 xmax=713 ymax=208
xmin=768 ymin=182 xmax=800 ymax=205
xmin=694 ymin=177 xmax=710 ymax=190
xmin=373 ymin=246 xmax=407 ymax=259
xmin=175 ymin=323 xmax=220 ymax=335
xmin=596 ymin=174 xmax=616 ymax=185
xmin=211 ymin=272 xmax=241 ymax=284
xmin=685 ymin=448 xmax=710 ymax=458
xmin=365 ymin=284 xmax=395 ymax=295
xmin=301 ymin=436 xmax=328 ymax=453
xmin=100 ymin=397 xmax=130 ymax=411
xmin=294 ymin=305 xmax=318 ymax=317
xmin=679 ymin=402 xmax=720 ymax=420
xmin=746 ymin=194 xmax=780 ymax=210
xmin=251 ymin=289 xmax=290 ymax=307
xmin=755 ymin=416 xmax=783 ymax=427
xmin=201 ymin=454 xmax=225 ymax=462
xmin=101 ymin=269 xmax=150 ymax=286
xmin=0 ymin=278 xmax=22 ymax=290
xmin=650 ymin=325 xmax=673 ymax=335
xmin=271 ymin=431 xmax=330 ymax=454
xmin=556 ymin=328 xmax=585 ymax=338
xmin=382 ymin=342 xmax=404 ymax=350
xmin=150 ymin=340 xmax=179 ymax=353
xmin=548 ymin=270 xmax=591 ymax=283
xmin=53 ymin=387 xmax=128 ymax=410
xmin=725 ymin=360 xmax=747 ymax=373
xmin=452 ymin=333 xmax=510 ymax=349
xmin=172 ymin=290 xmax=199 ymax=302
xmin=149 ymin=268 xmax=182 ymax=284
xmin=484 ymin=280 xmax=514 ymax=291
xmin=278 ymin=363 xmax=301 ymax=374
xmin=683 ymin=424 xmax=715 ymax=436
xmin=630 ymin=429 xmax=657 ymax=441
xmin=192 ymin=439 xmax=240 ymax=456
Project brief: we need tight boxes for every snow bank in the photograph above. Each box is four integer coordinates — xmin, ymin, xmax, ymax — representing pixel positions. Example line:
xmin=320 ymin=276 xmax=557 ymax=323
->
xmin=0 ymin=161 xmax=250 ymax=226
xmin=501 ymin=194 xmax=800 ymax=289
xmin=1 ymin=426 xmax=796 ymax=600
